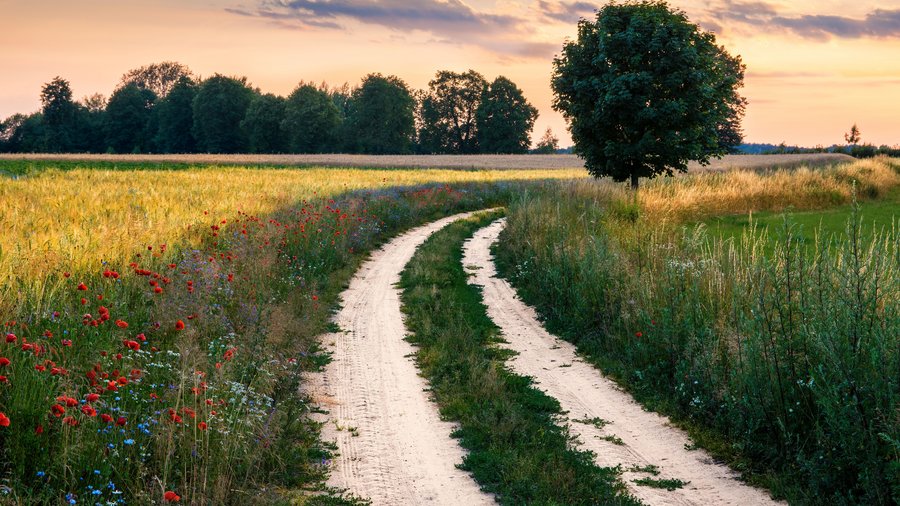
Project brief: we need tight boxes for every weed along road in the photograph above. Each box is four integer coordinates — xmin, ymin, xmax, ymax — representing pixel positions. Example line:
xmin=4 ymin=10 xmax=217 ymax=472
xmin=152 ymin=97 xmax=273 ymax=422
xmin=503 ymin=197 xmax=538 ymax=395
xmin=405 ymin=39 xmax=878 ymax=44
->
xmin=308 ymin=211 xmax=494 ymax=505
xmin=462 ymin=218 xmax=782 ymax=506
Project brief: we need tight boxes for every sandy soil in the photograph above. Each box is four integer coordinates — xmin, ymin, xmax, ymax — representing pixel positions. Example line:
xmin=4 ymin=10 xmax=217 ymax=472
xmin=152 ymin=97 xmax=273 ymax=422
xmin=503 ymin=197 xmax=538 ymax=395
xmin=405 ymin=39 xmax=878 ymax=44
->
xmin=307 ymin=212 xmax=494 ymax=505
xmin=462 ymin=218 xmax=783 ymax=506
xmin=0 ymin=152 xmax=853 ymax=172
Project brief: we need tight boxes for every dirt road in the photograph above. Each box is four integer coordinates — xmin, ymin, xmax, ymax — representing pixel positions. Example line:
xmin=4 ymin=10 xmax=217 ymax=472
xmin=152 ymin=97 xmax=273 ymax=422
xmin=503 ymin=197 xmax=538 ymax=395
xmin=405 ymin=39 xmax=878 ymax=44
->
xmin=462 ymin=218 xmax=781 ymax=506
xmin=308 ymin=212 xmax=493 ymax=505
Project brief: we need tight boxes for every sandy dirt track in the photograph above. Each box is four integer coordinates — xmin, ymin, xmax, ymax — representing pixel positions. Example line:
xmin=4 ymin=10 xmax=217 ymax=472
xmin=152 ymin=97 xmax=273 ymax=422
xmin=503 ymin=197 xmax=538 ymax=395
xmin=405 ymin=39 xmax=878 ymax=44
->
xmin=463 ymin=219 xmax=782 ymax=506
xmin=1 ymin=153 xmax=852 ymax=172
xmin=308 ymin=212 xmax=493 ymax=505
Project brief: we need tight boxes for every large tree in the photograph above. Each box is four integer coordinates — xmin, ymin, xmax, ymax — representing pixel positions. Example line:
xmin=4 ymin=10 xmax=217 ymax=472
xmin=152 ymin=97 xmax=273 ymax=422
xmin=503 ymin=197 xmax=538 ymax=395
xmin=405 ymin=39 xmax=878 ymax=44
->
xmin=104 ymin=84 xmax=156 ymax=153
xmin=345 ymin=74 xmax=415 ymax=154
xmin=282 ymin=83 xmax=340 ymax=153
xmin=153 ymin=77 xmax=198 ymax=153
xmin=417 ymin=70 xmax=487 ymax=154
xmin=119 ymin=62 xmax=193 ymax=99
xmin=192 ymin=75 xmax=254 ymax=153
xmin=551 ymin=1 xmax=746 ymax=188
xmin=476 ymin=76 xmax=538 ymax=154
xmin=241 ymin=93 xmax=287 ymax=154
xmin=40 ymin=77 xmax=78 ymax=152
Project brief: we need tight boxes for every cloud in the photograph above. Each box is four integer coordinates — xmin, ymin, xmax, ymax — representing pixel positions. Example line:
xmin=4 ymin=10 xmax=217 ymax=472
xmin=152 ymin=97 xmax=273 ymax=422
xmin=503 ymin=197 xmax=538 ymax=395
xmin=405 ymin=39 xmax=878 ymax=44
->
xmin=228 ymin=0 xmax=559 ymax=58
xmin=701 ymin=2 xmax=900 ymax=40
xmin=536 ymin=1 xmax=597 ymax=24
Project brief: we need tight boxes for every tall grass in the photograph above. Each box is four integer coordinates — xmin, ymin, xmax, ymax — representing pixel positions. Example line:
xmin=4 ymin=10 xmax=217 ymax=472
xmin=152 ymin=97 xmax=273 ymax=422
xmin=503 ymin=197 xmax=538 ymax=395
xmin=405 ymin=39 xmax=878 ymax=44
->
xmin=494 ymin=159 xmax=899 ymax=504
xmin=0 ymin=158 xmax=565 ymax=504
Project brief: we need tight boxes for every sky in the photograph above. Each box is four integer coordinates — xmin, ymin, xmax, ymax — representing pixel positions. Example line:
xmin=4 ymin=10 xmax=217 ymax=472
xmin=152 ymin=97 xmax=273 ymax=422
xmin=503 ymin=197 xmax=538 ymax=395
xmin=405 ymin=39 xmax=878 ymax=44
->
xmin=2 ymin=0 xmax=900 ymax=147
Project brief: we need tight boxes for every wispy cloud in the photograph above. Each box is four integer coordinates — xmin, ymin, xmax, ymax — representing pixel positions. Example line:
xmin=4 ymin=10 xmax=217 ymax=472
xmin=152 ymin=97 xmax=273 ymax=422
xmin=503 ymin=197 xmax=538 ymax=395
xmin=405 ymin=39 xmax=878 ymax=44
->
xmin=227 ymin=0 xmax=558 ymax=58
xmin=700 ymin=1 xmax=900 ymax=40
xmin=536 ymin=0 xmax=597 ymax=24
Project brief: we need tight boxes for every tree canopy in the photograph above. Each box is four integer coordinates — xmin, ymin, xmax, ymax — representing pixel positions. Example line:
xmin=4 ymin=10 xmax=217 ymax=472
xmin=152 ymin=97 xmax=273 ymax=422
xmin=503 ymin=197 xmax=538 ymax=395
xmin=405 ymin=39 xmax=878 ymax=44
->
xmin=119 ymin=62 xmax=194 ymax=99
xmin=192 ymin=75 xmax=254 ymax=154
xmin=476 ymin=76 xmax=538 ymax=154
xmin=282 ymin=83 xmax=341 ymax=154
xmin=242 ymin=93 xmax=287 ymax=154
xmin=418 ymin=70 xmax=487 ymax=154
xmin=551 ymin=0 xmax=746 ymax=188
xmin=105 ymin=84 xmax=156 ymax=153
xmin=153 ymin=77 xmax=198 ymax=153
xmin=345 ymin=74 xmax=416 ymax=154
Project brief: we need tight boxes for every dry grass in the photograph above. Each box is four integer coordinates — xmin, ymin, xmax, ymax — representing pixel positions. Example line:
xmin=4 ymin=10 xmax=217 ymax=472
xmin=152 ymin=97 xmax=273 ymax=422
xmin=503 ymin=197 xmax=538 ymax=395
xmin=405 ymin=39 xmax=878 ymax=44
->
xmin=555 ymin=157 xmax=899 ymax=222
xmin=0 ymin=153 xmax=853 ymax=171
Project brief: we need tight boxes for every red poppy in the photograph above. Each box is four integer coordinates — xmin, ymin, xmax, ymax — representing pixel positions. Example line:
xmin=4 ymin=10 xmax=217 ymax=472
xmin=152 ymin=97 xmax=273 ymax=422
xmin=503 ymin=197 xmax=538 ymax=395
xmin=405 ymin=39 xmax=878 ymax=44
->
xmin=115 ymin=320 xmax=129 ymax=329
xmin=63 ymin=416 xmax=78 ymax=426
xmin=63 ymin=272 xmax=71 ymax=278
xmin=86 ymin=393 xmax=100 ymax=403
xmin=635 ymin=332 xmax=643 ymax=338
xmin=35 ymin=424 xmax=43 ymax=435
xmin=116 ymin=416 xmax=127 ymax=426
xmin=163 ymin=491 xmax=180 ymax=502
xmin=81 ymin=405 xmax=97 ymax=417
xmin=198 ymin=421 xmax=208 ymax=431
xmin=77 ymin=283 xmax=88 ymax=291
xmin=174 ymin=320 xmax=185 ymax=331
xmin=0 ymin=375 xmax=7 ymax=382
xmin=123 ymin=340 xmax=140 ymax=351
xmin=50 ymin=404 xmax=66 ymax=417
xmin=80 ymin=298 xmax=88 ymax=305
xmin=154 ymin=287 xmax=163 ymax=294
xmin=0 ymin=412 xmax=9 ymax=427
xmin=101 ymin=414 xmax=113 ymax=423
xmin=0 ymin=357 xmax=9 ymax=367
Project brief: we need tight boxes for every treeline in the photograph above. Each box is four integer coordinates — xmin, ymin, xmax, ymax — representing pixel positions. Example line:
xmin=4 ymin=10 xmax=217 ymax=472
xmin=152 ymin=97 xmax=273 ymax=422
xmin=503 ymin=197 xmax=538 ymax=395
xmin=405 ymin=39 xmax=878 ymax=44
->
xmin=740 ymin=143 xmax=900 ymax=158
xmin=0 ymin=62 xmax=546 ymax=155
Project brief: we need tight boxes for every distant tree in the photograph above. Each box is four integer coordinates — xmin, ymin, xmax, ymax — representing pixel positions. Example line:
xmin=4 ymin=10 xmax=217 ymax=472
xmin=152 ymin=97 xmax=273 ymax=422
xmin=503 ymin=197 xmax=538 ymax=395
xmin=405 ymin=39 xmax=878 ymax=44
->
xmin=241 ymin=93 xmax=287 ymax=153
xmin=844 ymin=123 xmax=861 ymax=145
xmin=551 ymin=1 xmax=746 ymax=189
xmin=344 ymin=74 xmax=416 ymax=154
xmin=5 ymin=113 xmax=46 ymax=152
xmin=104 ymin=84 xmax=156 ymax=153
xmin=119 ymin=62 xmax=193 ymax=99
xmin=192 ymin=75 xmax=254 ymax=153
xmin=533 ymin=127 xmax=560 ymax=154
xmin=476 ymin=76 xmax=538 ymax=154
xmin=40 ymin=76 xmax=78 ymax=152
xmin=0 ymin=114 xmax=27 ymax=152
xmin=417 ymin=70 xmax=488 ymax=154
xmin=153 ymin=77 xmax=198 ymax=153
xmin=75 ymin=95 xmax=107 ymax=152
xmin=282 ymin=83 xmax=340 ymax=153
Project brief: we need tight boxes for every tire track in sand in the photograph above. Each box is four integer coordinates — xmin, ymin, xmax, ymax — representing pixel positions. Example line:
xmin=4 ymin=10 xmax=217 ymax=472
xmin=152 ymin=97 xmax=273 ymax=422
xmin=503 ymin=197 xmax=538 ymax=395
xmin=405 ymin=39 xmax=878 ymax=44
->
xmin=463 ymin=218 xmax=781 ymax=506
xmin=308 ymin=212 xmax=494 ymax=506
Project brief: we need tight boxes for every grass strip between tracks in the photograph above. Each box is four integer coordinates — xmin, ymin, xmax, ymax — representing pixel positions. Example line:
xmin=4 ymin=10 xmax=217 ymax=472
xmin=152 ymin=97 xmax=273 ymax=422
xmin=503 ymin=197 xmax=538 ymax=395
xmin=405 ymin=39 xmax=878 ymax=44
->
xmin=399 ymin=210 xmax=640 ymax=506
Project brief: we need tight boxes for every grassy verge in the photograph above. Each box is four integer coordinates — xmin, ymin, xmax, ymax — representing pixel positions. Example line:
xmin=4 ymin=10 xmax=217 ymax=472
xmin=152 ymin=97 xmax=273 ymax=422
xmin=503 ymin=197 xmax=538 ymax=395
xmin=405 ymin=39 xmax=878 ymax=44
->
xmin=494 ymin=180 xmax=899 ymax=505
xmin=399 ymin=211 xmax=640 ymax=506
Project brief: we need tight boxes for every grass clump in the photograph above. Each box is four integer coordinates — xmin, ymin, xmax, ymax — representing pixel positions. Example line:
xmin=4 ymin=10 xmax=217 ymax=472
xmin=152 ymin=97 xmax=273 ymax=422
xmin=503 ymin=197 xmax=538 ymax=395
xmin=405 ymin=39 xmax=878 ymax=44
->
xmin=632 ymin=477 xmax=689 ymax=491
xmin=399 ymin=211 xmax=640 ymax=505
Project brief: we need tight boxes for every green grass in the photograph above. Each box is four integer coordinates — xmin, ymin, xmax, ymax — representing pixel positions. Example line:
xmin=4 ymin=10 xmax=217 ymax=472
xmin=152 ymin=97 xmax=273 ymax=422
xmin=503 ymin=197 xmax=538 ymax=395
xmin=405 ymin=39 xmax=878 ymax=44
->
xmin=701 ymin=187 xmax=898 ymax=246
xmin=399 ymin=211 xmax=640 ymax=506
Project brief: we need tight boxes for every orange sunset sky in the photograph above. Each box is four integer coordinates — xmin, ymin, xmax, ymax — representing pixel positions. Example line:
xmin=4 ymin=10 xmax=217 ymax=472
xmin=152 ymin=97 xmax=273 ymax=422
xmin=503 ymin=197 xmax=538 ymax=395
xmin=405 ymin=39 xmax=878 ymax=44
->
xmin=2 ymin=0 xmax=899 ymax=147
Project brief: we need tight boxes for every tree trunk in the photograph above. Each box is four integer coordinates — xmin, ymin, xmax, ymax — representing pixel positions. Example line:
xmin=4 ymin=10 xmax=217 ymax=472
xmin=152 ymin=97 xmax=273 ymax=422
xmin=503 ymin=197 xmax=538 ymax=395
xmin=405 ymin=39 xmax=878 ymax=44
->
xmin=630 ymin=173 xmax=639 ymax=190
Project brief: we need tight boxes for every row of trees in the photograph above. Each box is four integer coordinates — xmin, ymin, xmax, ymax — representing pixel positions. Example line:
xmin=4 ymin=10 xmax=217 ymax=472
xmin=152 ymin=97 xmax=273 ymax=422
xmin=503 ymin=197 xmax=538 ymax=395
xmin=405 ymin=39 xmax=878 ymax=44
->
xmin=0 ymin=63 xmax=543 ymax=155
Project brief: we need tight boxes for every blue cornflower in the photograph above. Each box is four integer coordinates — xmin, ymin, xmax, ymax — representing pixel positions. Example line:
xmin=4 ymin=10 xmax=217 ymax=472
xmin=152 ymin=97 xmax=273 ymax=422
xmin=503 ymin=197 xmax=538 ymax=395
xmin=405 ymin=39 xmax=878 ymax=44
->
xmin=123 ymin=439 xmax=135 ymax=445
